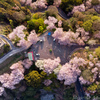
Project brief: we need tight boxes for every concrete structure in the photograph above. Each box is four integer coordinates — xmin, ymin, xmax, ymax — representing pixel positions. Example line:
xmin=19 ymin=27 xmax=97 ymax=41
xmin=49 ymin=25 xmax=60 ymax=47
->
xmin=0 ymin=37 xmax=6 ymax=54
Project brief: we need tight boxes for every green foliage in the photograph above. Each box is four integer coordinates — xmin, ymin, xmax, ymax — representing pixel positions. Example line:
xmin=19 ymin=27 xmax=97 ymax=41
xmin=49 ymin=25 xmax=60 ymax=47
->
xmin=45 ymin=6 xmax=58 ymax=18
xmin=38 ymin=26 xmax=44 ymax=33
xmin=33 ymin=12 xmax=46 ymax=19
xmin=91 ymin=0 xmax=100 ymax=5
xmin=46 ymin=0 xmax=54 ymax=5
xmin=64 ymin=87 xmax=75 ymax=100
xmin=84 ymin=8 xmax=98 ymax=15
xmin=4 ymin=44 xmax=10 ymax=53
xmin=87 ymin=83 xmax=97 ymax=91
xmin=83 ymin=15 xmax=92 ymax=22
xmin=91 ymin=16 xmax=100 ymax=21
xmin=40 ymin=71 xmax=47 ymax=78
xmin=24 ymin=70 xmax=42 ymax=87
xmin=83 ymin=20 xmax=93 ymax=31
xmin=9 ymin=19 xmax=14 ymax=28
xmin=92 ymin=20 xmax=100 ymax=31
xmin=27 ymin=18 xmax=46 ymax=32
xmin=0 ymin=0 xmax=31 ymax=26
xmin=49 ymin=49 xmax=52 ymax=53
xmin=43 ymin=86 xmax=52 ymax=91
xmin=62 ymin=20 xmax=71 ymax=31
xmin=60 ymin=0 xmax=83 ymax=14
xmin=73 ymin=11 xmax=85 ymax=21
xmin=82 ymin=69 xmax=93 ymax=81
xmin=12 ymin=11 xmax=26 ymax=23
xmin=95 ymin=47 xmax=100 ymax=58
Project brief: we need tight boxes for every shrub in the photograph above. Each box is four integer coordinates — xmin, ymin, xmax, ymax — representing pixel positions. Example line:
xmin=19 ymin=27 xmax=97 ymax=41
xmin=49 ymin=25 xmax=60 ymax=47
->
xmin=13 ymin=11 xmax=26 ymax=22
xmin=62 ymin=20 xmax=71 ymax=31
xmin=82 ymin=69 xmax=93 ymax=81
xmin=77 ymin=21 xmax=83 ymax=27
xmin=83 ymin=20 xmax=93 ymax=31
xmin=24 ymin=70 xmax=42 ymax=87
xmin=73 ymin=11 xmax=85 ymax=21
xmin=84 ymin=8 xmax=98 ymax=15
xmin=91 ymin=16 xmax=100 ymax=21
xmin=46 ymin=0 xmax=53 ymax=5
xmin=95 ymin=47 xmax=100 ymax=58
xmin=91 ymin=0 xmax=100 ymax=5
xmin=27 ymin=18 xmax=45 ymax=32
xmin=60 ymin=0 xmax=83 ymax=14
xmin=92 ymin=20 xmax=100 ymax=31
xmin=83 ymin=15 xmax=92 ymax=22
xmin=87 ymin=83 xmax=97 ymax=91
xmin=45 ymin=6 xmax=58 ymax=18
xmin=33 ymin=12 xmax=46 ymax=19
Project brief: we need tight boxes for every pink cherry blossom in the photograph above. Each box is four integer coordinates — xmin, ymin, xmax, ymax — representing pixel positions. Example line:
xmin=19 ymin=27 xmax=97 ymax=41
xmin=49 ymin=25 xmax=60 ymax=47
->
xmin=27 ymin=30 xmax=39 ymax=45
xmin=43 ymin=57 xmax=61 ymax=74
xmin=0 ymin=87 xmax=4 ymax=96
xmin=53 ymin=0 xmax=61 ymax=7
xmin=43 ymin=79 xmax=52 ymax=86
xmin=44 ymin=16 xmax=58 ymax=30
xmin=22 ymin=59 xmax=33 ymax=69
xmin=58 ymin=20 xmax=62 ymax=27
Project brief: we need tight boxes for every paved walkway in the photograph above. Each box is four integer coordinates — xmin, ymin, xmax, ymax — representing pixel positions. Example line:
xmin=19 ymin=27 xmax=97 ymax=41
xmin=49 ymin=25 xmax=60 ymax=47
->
xmin=30 ymin=31 xmax=81 ymax=64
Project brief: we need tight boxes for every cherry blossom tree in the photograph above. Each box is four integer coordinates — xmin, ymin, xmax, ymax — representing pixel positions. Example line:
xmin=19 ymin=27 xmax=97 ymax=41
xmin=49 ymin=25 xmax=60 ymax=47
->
xmin=35 ymin=57 xmax=61 ymax=74
xmin=52 ymin=27 xmax=89 ymax=46
xmin=25 ymin=0 xmax=32 ymax=5
xmin=43 ymin=57 xmax=61 ymax=74
xmin=72 ymin=4 xmax=85 ymax=14
xmin=22 ymin=59 xmax=33 ymax=69
xmin=52 ymin=28 xmax=64 ymax=40
xmin=0 ymin=59 xmax=32 ymax=91
xmin=30 ymin=0 xmax=47 ymax=10
xmin=8 ymin=25 xmax=26 ymax=40
xmin=0 ymin=87 xmax=4 ymax=96
xmin=58 ymin=20 xmax=62 ymax=27
xmin=44 ymin=16 xmax=58 ymax=30
xmin=27 ymin=30 xmax=39 ymax=45
xmin=17 ymin=39 xmax=29 ymax=48
xmin=53 ymin=0 xmax=61 ymax=7
xmin=57 ymin=63 xmax=81 ymax=85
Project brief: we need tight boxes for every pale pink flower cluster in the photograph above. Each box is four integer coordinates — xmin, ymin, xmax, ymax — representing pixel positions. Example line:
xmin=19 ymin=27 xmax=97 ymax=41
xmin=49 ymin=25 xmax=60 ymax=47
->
xmin=0 ymin=59 xmax=32 ymax=90
xmin=22 ymin=59 xmax=33 ymax=69
xmin=25 ymin=0 xmax=32 ymax=5
xmin=57 ymin=63 xmax=81 ymax=85
xmin=72 ymin=4 xmax=85 ymax=14
xmin=27 ymin=30 xmax=39 ymax=45
xmin=0 ymin=87 xmax=4 ymax=96
xmin=53 ymin=0 xmax=61 ymax=7
xmin=30 ymin=0 xmax=47 ymax=9
xmin=44 ymin=16 xmax=58 ymax=30
xmin=9 ymin=25 xmax=39 ymax=47
xmin=79 ymin=76 xmax=91 ymax=85
xmin=43 ymin=57 xmax=61 ymax=74
xmin=58 ymin=20 xmax=62 ymax=27
xmin=35 ymin=57 xmax=61 ymax=74
xmin=17 ymin=39 xmax=29 ymax=48
xmin=69 ymin=57 xmax=87 ymax=68
xmin=43 ymin=79 xmax=52 ymax=86
xmin=20 ymin=0 xmax=26 ymax=5
xmin=9 ymin=25 xmax=26 ymax=40
xmin=52 ymin=27 xmax=89 ymax=46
